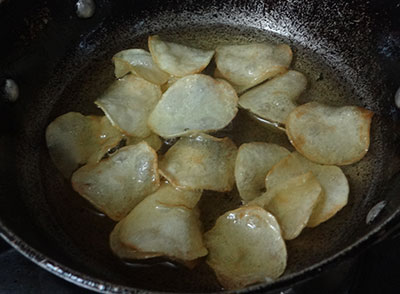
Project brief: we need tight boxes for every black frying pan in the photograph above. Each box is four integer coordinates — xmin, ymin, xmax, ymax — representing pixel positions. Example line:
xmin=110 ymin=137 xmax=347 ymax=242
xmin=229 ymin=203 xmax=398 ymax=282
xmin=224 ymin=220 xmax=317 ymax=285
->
xmin=0 ymin=0 xmax=400 ymax=293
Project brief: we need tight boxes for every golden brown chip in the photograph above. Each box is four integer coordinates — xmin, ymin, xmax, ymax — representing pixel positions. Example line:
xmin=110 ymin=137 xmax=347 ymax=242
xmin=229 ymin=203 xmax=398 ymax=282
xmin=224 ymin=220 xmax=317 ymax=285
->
xmin=148 ymin=35 xmax=214 ymax=77
xmin=148 ymin=74 xmax=238 ymax=138
xmin=95 ymin=75 xmax=161 ymax=138
xmin=205 ymin=206 xmax=287 ymax=289
xmin=159 ymin=133 xmax=237 ymax=192
xmin=112 ymin=49 xmax=170 ymax=84
xmin=239 ymin=70 xmax=307 ymax=125
xmin=111 ymin=182 xmax=207 ymax=261
xmin=286 ymin=102 xmax=373 ymax=165
xmin=215 ymin=43 xmax=292 ymax=91
xmin=71 ymin=142 xmax=160 ymax=221
xmin=235 ymin=142 xmax=290 ymax=202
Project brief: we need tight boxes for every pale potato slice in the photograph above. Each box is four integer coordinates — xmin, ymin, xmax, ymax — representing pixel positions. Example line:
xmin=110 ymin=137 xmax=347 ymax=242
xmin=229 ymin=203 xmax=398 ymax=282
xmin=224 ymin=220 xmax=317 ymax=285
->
xmin=110 ymin=222 xmax=161 ymax=260
xmin=148 ymin=74 xmax=238 ymax=138
xmin=112 ymin=49 xmax=170 ymax=85
xmin=239 ymin=70 xmax=307 ymax=124
xmin=87 ymin=116 xmax=124 ymax=163
xmin=286 ymin=102 xmax=373 ymax=165
xmin=113 ymin=182 xmax=207 ymax=261
xmin=159 ymin=134 xmax=237 ymax=192
xmin=160 ymin=76 xmax=180 ymax=92
xmin=71 ymin=142 xmax=160 ymax=221
xmin=253 ymin=172 xmax=322 ymax=240
xmin=148 ymin=35 xmax=214 ymax=77
xmin=46 ymin=112 xmax=123 ymax=178
xmin=215 ymin=43 xmax=292 ymax=90
xmin=293 ymin=153 xmax=349 ymax=227
xmin=204 ymin=206 xmax=287 ymax=289
xmin=95 ymin=75 xmax=162 ymax=138
xmin=125 ymin=133 xmax=163 ymax=151
xmin=264 ymin=152 xmax=349 ymax=227
xmin=235 ymin=142 xmax=290 ymax=202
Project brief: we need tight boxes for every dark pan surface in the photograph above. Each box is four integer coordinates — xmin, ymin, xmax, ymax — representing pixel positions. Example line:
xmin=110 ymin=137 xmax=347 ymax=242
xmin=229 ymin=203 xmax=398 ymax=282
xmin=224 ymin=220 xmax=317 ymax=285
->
xmin=0 ymin=0 xmax=399 ymax=293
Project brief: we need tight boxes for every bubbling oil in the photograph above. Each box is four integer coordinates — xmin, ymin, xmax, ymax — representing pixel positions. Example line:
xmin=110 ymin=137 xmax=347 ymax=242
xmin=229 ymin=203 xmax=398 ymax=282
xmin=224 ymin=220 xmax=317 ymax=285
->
xmin=44 ymin=25 xmax=377 ymax=292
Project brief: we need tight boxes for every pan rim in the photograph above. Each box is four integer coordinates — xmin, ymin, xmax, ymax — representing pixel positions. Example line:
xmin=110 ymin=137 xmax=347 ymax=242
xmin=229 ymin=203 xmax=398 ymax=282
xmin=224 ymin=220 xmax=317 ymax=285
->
xmin=1 ymin=205 xmax=400 ymax=294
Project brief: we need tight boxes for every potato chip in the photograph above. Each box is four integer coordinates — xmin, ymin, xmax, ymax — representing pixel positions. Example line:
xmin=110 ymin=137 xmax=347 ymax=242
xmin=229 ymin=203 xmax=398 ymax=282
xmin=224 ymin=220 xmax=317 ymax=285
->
xmin=239 ymin=70 xmax=307 ymax=125
xmin=112 ymin=49 xmax=170 ymax=85
xmin=71 ymin=142 xmax=160 ymax=221
xmin=235 ymin=142 xmax=290 ymax=202
xmin=110 ymin=221 xmax=161 ymax=260
xmin=204 ymin=206 xmax=287 ymax=289
xmin=125 ymin=133 xmax=163 ymax=151
xmin=264 ymin=152 xmax=349 ymax=227
xmin=148 ymin=74 xmax=238 ymax=138
xmin=159 ymin=133 xmax=237 ymax=192
xmin=95 ymin=75 xmax=161 ymax=138
xmin=160 ymin=76 xmax=180 ymax=92
xmin=46 ymin=112 xmax=123 ymax=178
xmin=148 ymin=35 xmax=214 ymax=77
xmin=215 ymin=43 xmax=292 ymax=91
xmin=87 ymin=116 xmax=124 ymax=163
xmin=253 ymin=172 xmax=322 ymax=240
xmin=112 ymin=182 xmax=207 ymax=261
xmin=293 ymin=153 xmax=349 ymax=227
xmin=286 ymin=102 xmax=373 ymax=165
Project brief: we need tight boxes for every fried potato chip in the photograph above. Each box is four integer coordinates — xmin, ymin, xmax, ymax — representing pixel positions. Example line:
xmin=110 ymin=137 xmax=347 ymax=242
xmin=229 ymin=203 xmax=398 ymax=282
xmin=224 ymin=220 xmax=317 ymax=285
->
xmin=264 ymin=152 xmax=349 ymax=227
xmin=293 ymin=153 xmax=349 ymax=227
xmin=204 ymin=206 xmax=287 ymax=289
xmin=160 ymin=76 xmax=180 ymax=92
xmin=159 ymin=134 xmax=237 ymax=192
xmin=112 ymin=49 xmax=170 ymax=85
xmin=111 ymin=182 xmax=207 ymax=261
xmin=148 ymin=35 xmax=214 ymax=77
xmin=253 ymin=172 xmax=322 ymax=240
xmin=286 ymin=102 xmax=373 ymax=165
xmin=125 ymin=133 xmax=163 ymax=151
xmin=235 ymin=142 xmax=290 ymax=202
xmin=46 ymin=112 xmax=123 ymax=178
xmin=87 ymin=116 xmax=124 ymax=163
xmin=95 ymin=75 xmax=161 ymax=138
xmin=148 ymin=74 xmax=238 ymax=138
xmin=71 ymin=142 xmax=160 ymax=221
xmin=215 ymin=43 xmax=292 ymax=90
xmin=239 ymin=71 xmax=307 ymax=124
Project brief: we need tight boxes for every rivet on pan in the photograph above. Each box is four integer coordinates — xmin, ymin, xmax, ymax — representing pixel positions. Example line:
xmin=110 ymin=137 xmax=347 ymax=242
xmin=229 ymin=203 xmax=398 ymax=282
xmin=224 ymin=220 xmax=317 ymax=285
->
xmin=76 ymin=0 xmax=95 ymax=19
xmin=3 ymin=79 xmax=19 ymax=102
xmin=366 ymin=200 xmax=386 ymax=225
xmin=395 ymin=87 xmax=400 ymax=109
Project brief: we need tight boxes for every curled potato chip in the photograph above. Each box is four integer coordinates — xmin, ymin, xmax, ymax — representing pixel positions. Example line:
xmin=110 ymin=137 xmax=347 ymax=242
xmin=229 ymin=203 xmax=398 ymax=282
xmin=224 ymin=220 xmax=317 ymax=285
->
xmin=264 ymin=152 xmax=349 ymax=227
xmin=148 ymin=35 xmax=214 ymax=77
xmin=71 ymin=142 xmax=160 ymax=221
xmin=235 ymin=142 xmax=290 ymax=202
xmin=159 ymin=133 xmax=237 ymax=192
xmin=293 ymin=153 xmax=349 ymax=227
xmin=46 ymin=112 xmax=123 ymax=178
xmin=253 ymin=172 xmax=322 ymax=240
xmin=239 ymin=70 xmax=307 ymax=125
xmin=148 ymin=74 xmax=238 ymax=138
xmin=125 ymin=133 xmax=163 ymax=151
xmin=215 ymin=43 xmax=292 ymax=91
xmin=111 ymin=182 xmax=207 ymax=261
xmin=112 ymin=49 xmax=170 ymax=84
xmin=286 ymin=102 xmax=373 ymax=165
xmin=95 ymin=75 xmax=161 ymax=138
xmin=205 ymin=206 xmax=287 ymax=289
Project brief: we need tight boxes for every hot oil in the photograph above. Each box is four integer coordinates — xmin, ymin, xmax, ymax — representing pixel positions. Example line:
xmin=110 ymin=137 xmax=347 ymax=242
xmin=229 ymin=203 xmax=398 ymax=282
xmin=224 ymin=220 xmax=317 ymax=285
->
xmin=43 ymin=25 xmax=376 ymax=292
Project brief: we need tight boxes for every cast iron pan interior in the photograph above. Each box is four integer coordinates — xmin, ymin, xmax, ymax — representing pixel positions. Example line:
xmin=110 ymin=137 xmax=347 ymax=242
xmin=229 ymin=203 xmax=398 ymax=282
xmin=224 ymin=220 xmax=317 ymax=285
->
xmin=0 ymin=0 xmax=399 ymax=293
